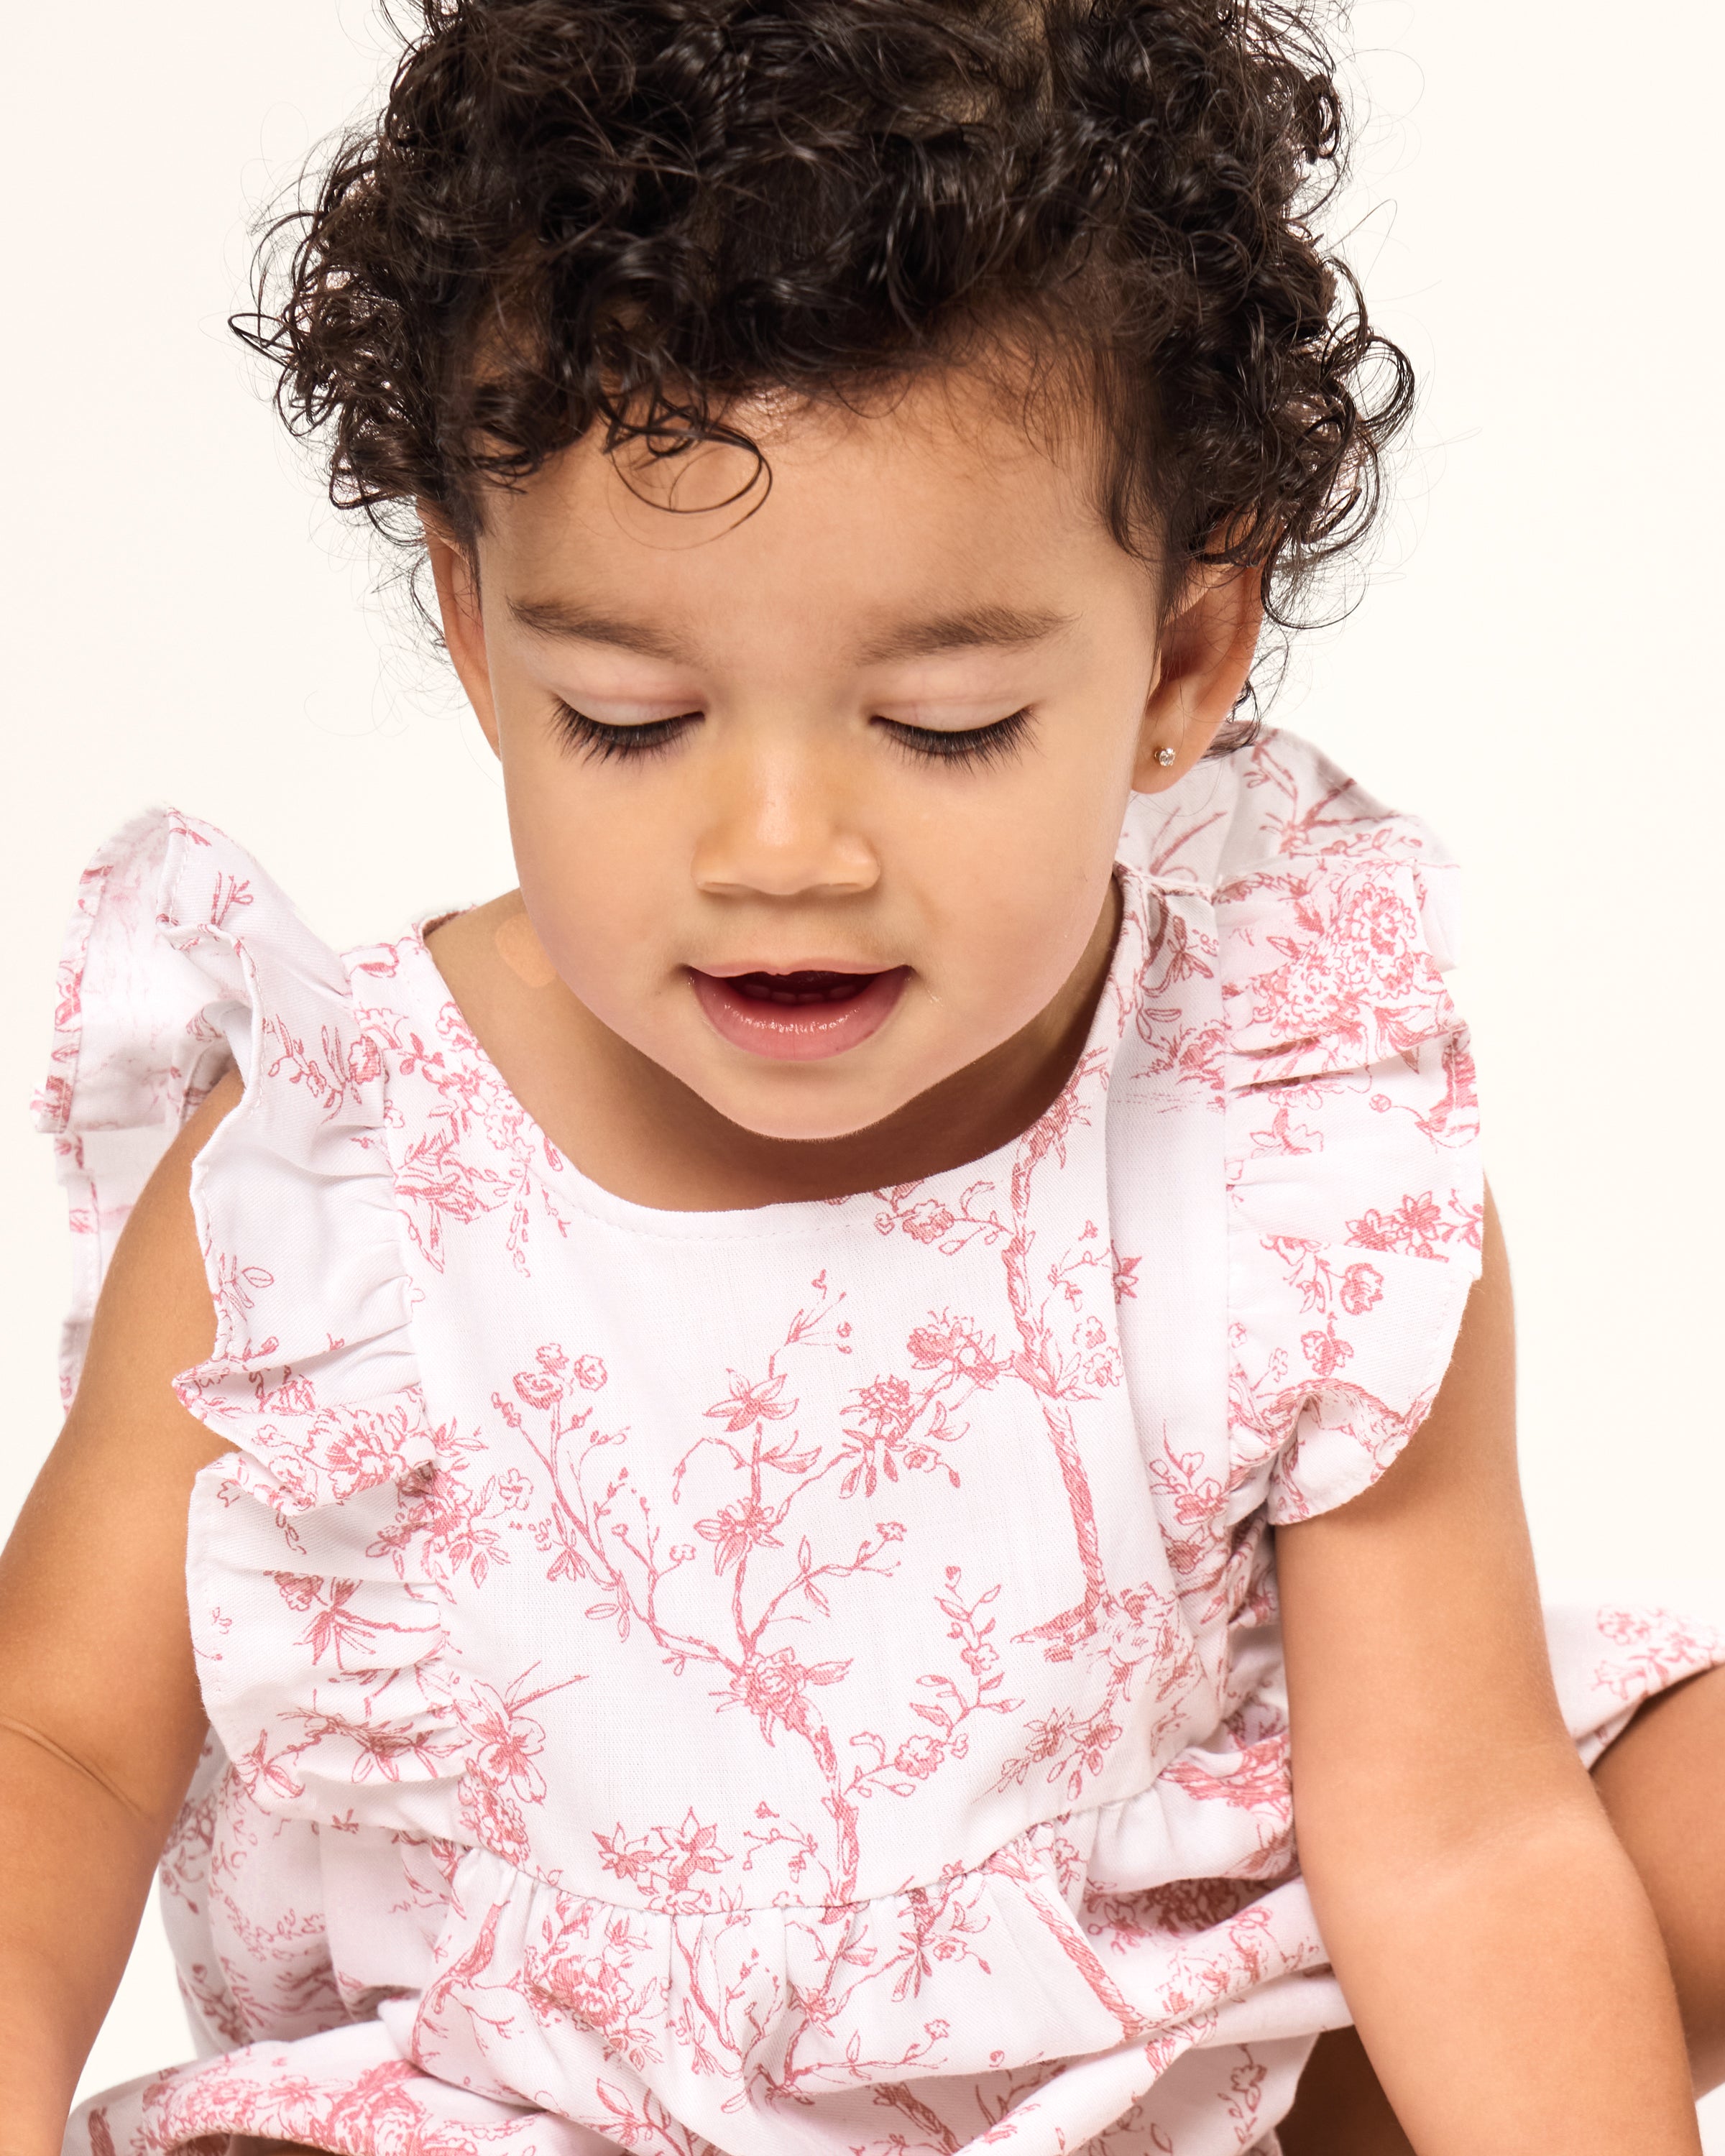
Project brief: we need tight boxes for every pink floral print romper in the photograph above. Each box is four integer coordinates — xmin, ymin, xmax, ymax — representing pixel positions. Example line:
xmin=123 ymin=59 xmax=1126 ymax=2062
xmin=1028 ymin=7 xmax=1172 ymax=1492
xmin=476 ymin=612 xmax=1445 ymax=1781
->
xmin=39 ymin=729 xmax=1724 ymax=2156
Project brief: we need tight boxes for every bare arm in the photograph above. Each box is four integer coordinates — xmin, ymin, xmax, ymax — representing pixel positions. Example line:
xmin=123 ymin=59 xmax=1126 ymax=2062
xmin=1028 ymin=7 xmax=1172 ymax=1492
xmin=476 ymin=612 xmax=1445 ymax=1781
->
xmin=1279 ymin=1187 xmax=1698 ymax=2153
xmin=0 ymin=1077 xmax=239 ymax=2156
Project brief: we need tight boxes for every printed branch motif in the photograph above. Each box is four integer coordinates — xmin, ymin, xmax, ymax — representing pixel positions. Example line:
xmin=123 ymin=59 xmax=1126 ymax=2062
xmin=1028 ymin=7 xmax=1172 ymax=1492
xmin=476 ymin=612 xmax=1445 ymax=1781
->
xmin=354 ymin=999 xmax=576 ymax=1272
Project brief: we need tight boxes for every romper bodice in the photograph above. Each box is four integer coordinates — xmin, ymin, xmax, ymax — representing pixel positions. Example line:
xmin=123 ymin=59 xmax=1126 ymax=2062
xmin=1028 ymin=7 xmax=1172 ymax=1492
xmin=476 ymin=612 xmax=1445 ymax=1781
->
xmin=40 ymin=729 xmax=1518 ymax=2155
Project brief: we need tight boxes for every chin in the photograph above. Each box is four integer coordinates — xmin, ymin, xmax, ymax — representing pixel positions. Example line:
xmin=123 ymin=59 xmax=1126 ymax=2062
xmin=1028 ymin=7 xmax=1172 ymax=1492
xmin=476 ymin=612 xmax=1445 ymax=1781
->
xmin=704 ymin=1069 xmax=917 ymax=1147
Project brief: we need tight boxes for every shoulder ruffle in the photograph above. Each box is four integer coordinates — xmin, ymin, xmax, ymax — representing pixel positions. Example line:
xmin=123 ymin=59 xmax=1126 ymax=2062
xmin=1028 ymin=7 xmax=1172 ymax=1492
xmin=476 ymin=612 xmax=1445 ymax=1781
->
xmin=35 ymin=811 xmax=240 ymax=1401
xmin=38 ymin=809 xmax=459 ymax=1830
xmin=1129 ymin=731 xmax=1484 ymax=1522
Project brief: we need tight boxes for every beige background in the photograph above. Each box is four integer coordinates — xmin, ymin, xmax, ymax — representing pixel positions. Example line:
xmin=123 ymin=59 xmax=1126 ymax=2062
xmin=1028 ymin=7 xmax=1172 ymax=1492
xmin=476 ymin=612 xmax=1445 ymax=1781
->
xmin=1 ymin=0 xmax=1719 ymax=2132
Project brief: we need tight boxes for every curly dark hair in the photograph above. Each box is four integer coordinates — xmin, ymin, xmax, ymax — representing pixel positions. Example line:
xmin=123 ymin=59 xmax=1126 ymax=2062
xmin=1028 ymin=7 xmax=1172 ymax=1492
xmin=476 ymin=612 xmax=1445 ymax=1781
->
xmin=241 ymin=0 xmax=1411 ymax=712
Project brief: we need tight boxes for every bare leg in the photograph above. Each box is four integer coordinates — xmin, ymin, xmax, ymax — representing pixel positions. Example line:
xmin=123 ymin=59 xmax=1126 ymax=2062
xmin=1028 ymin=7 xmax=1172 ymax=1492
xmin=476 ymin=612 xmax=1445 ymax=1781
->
xmin=1278 ymin=1664 xmax=1725 ymax=2153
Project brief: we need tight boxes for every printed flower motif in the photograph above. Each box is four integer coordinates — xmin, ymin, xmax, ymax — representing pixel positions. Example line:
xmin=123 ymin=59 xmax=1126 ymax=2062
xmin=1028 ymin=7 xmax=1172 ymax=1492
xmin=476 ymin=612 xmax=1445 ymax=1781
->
xmin=893 ymin=1733 xmax=943 ymax=1779
xmin=462 ymin=1685 xmax=548 ymax=1800
xmin=1345 ymin=1207 xmax=1397 ymax=1250
xmin=1347 ymin=1191 xmax=1456 ymax=1261
xmin=310 ymin=1400 xmax=428 ymax=1503
xmin=702 ymin=1369 xmax=793 ymax=1432
xmin=345 ymin=1031 xmax=383 ymax=1087
xmin=592 ymin=1825 xmax=661 ymax=1892
xmin=694 ymin=1497 xmax=786 ymax=1574
xmin=454 ymin=1678 xmax=566 ymax=1866
xmin=901 ymin=1199 xmax=956 ymax=1244
xmin=571 ymin=1353 xmax=607 ymax=1391
xmin=1070 ymin=1711 xmax=1121 ymax=1782
xmin=1301 ymin=1325 xmax=1353 ymax=1379
xmin=854 ymin=1374 xmax=914 ymax=1437
xmin=835 ymin=1368 xmax=970 ymax=1498
xmin=266 ymin=1373 xmax=318 ymax=1416
xmin=1235 ymin=865 xmax=1437 ymax=1069
xmin=593 ymin=1810 xmax=733 ymax=1904
xmin=714 ymin=1647 xmax=851 ymax=1742
xmin=1014 ymin=1706 xmax=1075 ymax=1774
xmin=1339 ymin=1263 xmax=1384 ymax=1316
xmin=906 ymin=1312 xmax=1003 ymax=1387
xmin=526 ymin=1912 xmax=666 ymax=2069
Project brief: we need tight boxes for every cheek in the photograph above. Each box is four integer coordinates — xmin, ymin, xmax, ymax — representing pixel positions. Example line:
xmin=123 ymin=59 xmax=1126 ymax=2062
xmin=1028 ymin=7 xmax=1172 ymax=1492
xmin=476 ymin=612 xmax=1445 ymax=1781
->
xmin=502 ymin=766 xmax=680 ymax=977
xmin=908 ymin=771 xmax=1126 ymax=1004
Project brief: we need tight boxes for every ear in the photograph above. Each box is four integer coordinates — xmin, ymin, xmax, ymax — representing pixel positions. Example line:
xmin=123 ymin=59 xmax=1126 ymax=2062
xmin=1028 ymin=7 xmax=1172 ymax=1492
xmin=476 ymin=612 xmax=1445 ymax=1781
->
xmin=1132 ymin=563 xmax=1264 ymax=792
xmin=420 ymin=505 xmax=501 ymax=757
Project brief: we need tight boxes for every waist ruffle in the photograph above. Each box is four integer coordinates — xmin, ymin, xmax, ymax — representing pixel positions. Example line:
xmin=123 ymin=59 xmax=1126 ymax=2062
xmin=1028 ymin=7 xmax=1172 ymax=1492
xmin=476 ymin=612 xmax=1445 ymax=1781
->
xmin=415 ymin=1787 xmax=1322 ymax=2086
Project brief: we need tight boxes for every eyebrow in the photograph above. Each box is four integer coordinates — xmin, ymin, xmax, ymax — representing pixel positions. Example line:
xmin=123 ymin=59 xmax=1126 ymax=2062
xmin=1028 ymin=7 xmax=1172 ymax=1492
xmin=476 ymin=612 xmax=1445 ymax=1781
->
xmin=507 ymin=594 xmax=1076 ymax=664
xmin=855 ymin=603 xmax=1077 ymax=663
xmin=507 ymin=595 xmax=688 ymax=661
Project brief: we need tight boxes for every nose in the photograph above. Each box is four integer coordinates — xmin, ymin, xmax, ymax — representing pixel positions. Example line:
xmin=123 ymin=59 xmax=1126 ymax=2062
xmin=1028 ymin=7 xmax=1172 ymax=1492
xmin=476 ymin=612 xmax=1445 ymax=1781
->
xmin=691 ymin=739 xmax=880 ymax=901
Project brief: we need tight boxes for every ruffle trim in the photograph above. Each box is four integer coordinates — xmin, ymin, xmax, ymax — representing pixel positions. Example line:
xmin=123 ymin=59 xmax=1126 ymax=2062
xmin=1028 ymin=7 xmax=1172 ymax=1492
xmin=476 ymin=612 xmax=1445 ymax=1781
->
xmin=38 ymin=808 xmax=463 ymax=1825
xmin=1207 ymin=744 xmax=1484 ymax=1524
xmin=410 ymin=1808 xmax=1329 ymax=2109
xmin=34 ymin=811 xmax=244 ymax=1403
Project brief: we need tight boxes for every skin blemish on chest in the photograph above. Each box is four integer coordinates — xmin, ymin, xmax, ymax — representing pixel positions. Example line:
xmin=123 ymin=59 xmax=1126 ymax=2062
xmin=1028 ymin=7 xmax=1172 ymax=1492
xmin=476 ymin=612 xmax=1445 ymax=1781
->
xmin=496 ymin=909 xmax=560 ymax=988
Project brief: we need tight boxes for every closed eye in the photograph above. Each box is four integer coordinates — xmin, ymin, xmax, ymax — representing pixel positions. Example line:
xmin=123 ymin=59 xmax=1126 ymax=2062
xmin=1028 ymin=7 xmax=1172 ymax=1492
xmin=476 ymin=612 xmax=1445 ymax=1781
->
xmin=873 ymin=707 xmax=1036 ymax=768
xmin=551 ymin=699 xmax=1037 ymax=769
xmin=552 ymin=701 xmax=702 ymax=763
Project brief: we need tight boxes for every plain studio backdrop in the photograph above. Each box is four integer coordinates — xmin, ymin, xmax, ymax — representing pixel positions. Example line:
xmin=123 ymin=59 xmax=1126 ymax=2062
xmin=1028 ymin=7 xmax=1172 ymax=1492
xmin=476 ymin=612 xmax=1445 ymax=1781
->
xmin=1 ymin=0 xmax=1720 ymax=2134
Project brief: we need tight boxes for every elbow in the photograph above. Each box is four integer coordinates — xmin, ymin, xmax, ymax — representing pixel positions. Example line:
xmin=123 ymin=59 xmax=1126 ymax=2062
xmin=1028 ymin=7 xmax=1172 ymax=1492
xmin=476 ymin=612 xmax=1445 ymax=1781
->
xmin=1294 ymin=1751 xmax=1613 ymax=1912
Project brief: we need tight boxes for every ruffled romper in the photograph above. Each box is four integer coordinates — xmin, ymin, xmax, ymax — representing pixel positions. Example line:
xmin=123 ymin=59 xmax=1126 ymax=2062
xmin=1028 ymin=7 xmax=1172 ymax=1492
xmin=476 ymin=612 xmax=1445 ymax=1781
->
xmin=42 ymin=729 xmax=1724 ymax=2156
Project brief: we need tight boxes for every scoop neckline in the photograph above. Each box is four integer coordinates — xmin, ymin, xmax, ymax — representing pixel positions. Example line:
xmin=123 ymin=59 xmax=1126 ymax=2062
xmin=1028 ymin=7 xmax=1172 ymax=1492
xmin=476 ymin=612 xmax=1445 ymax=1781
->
xmin=394 ymin=860 xmax=1149 ymax=1240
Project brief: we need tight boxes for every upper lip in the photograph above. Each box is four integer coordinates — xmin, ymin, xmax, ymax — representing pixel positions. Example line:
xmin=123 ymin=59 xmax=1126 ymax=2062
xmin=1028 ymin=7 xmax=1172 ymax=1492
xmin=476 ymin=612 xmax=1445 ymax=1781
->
xmin=690 ymin=960 xmax=904 ymax=980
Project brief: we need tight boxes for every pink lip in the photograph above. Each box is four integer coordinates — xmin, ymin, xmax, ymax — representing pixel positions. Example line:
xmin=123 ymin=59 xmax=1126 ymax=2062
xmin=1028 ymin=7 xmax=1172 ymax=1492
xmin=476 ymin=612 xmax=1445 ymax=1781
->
xmin=688 ymin=966 xmax=909 ymax=1062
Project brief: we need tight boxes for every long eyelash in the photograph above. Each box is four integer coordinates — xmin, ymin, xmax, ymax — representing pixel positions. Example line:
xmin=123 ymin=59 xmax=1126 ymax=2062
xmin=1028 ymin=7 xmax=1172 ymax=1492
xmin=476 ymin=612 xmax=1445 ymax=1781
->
xmin=552 ymin=701 xmax=1036 ymax=770
xmin=877 ymin=706 xmax=1035 ymax=769
xmin=552 ymin=701 xmax=700 ymax=763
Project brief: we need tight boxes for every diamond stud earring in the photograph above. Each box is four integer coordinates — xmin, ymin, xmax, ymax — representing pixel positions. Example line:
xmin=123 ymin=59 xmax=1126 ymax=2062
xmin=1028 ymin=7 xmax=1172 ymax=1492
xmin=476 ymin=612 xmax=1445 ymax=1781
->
xmin=1155 ymin=746 xmax=1177 ymax=768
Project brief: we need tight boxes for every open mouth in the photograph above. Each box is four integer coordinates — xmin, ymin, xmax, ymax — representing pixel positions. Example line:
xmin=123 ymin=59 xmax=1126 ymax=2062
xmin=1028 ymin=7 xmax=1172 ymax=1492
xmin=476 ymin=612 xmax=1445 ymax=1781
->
xmin=730 ymin=969 xmax=878 ymax=1006
xmin=687 ymin=966 xmax=908 ymax=1061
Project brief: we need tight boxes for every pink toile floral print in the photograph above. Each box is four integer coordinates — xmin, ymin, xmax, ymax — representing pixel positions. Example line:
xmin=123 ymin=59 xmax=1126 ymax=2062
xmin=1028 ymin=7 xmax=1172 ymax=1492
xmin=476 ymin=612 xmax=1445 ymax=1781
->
xmin=38 ymin=732 xmax=1725 ymax=2156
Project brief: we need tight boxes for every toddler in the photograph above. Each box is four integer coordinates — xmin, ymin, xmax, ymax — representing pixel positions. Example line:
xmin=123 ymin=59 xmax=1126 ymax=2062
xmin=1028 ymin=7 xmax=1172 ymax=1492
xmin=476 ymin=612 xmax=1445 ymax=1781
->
xmin=6 ymin=2 xmax=1723 ymax=2152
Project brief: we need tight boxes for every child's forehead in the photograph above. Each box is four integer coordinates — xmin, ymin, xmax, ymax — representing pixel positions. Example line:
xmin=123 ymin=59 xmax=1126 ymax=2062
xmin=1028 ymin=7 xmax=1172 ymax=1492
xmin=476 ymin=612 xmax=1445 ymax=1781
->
xmin=475 ymin=401 xmax=1141 ymax=666
xmin=480 ymin=361 xmax=1123 ymax=587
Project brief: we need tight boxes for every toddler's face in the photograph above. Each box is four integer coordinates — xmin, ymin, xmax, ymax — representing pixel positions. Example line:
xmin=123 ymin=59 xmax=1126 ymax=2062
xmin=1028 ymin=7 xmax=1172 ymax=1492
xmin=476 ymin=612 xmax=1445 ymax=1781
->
xmin=430 ymin=365 xmax=1257 ymax=1143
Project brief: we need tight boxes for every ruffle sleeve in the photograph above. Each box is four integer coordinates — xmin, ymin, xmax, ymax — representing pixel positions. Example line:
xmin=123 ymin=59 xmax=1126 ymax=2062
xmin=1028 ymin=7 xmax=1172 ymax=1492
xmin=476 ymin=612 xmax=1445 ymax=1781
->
xmin=36 ymin=808 xmax=460 ymax=1835
xmin=34 ymin=810 xmax=242 ymax=1403
xmin=1217 ymin=786 xmax=1484 ymax=1524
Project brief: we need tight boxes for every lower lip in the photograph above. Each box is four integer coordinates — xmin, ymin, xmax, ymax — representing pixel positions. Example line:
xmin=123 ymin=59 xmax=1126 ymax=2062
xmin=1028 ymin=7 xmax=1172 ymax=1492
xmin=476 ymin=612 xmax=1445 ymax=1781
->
xmin=688 ymin=967 xmax=909 ymax=1062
